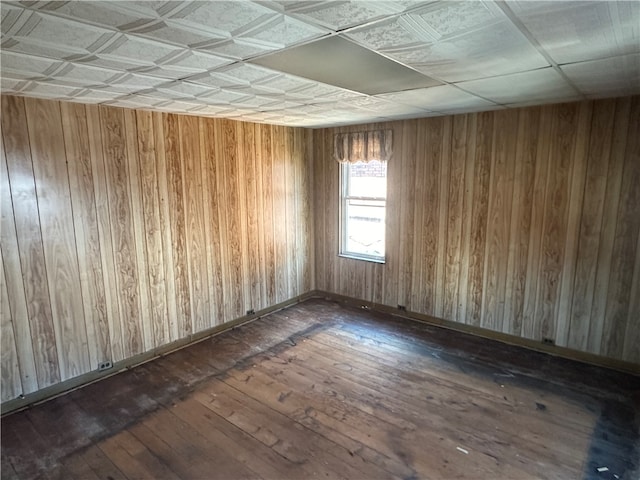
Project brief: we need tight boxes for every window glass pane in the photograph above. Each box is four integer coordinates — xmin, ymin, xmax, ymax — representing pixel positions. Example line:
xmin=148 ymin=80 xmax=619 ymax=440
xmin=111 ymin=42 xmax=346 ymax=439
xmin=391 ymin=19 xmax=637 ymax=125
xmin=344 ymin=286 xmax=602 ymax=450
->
xmin=348 ymin=160 xmax=387 ymax=198
xmin=345 ymin=200 xmax=385 ymax=258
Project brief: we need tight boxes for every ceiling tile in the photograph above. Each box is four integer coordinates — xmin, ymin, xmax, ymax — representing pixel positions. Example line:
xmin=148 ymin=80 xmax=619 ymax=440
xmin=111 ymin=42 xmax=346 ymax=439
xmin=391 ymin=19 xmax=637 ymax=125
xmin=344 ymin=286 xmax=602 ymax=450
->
xmin=379 ymin=84 xmax=498 ymax=111
xmin=26 ymin=1 xmax=157 ymax=31
xmin=561 ymin=53 xmax=640 ymax=98
xmin=18 ymin=81 xmax=85 ymax=99
xmin=457 ymin=67 xmax=579 ymax=104
xmin=346 ymin=16 xmax=433 ymax=51
xmin=94 ymin=34 xmax=182 ymax=66
xmin=385 ymin=20 xmax=549 ymax=82
xmin=167 ymin=1 xmax=277 ymax=36
xmin=238 ymin=15 xmax=327 ymax=47
xmin=282 ymin=1 xmax=404 ymax=30
xmin=197 ymin=38 xmax=276 ymax=60
xmin=4 ymin=10 xmax=116 ymax=59
xmin=47 ymin=63 xmax=124 ymax=88
xmin=128 ymin=20 xmax=225 ymax=47
xmin=508 ymin=0 xmax=640 ymax=65
xmin=411 ymin=1 xmax=502 ymax=39
xmin=1 ymin=50 xmax=64 ymax=79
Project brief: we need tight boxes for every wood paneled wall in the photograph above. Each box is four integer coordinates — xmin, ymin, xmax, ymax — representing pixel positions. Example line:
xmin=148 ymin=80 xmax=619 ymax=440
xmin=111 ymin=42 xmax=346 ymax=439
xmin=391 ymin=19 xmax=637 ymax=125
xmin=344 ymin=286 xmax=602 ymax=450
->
xmin=0 ymin=96 xmax=313 ymax=402
xmin=313 ymin=97 xmax=640 ymax=365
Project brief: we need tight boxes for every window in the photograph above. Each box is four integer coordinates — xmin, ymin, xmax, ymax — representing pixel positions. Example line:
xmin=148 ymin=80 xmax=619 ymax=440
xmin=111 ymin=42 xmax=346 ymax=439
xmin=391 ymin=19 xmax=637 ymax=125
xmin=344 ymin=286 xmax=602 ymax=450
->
xmin=340 ymin=159 xmax=387 ymax=263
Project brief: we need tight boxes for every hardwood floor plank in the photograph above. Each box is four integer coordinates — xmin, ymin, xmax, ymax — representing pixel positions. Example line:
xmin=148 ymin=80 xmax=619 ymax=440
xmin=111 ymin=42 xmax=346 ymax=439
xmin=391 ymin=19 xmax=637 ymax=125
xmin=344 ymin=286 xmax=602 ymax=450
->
xmin=98 ymin=430 xmax=180 ymax=480
xmin=194 ymin=380 xmax=400 ymax=480
xmin=78 ymin=444 xmax=128 ymax=480
xmin=2 ymin=299 xmax=638 ymax=480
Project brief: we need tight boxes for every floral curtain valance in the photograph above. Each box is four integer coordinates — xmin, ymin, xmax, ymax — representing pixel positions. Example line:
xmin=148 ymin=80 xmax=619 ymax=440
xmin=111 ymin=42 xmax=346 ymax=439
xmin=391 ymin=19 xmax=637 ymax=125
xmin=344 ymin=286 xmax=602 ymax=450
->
xmin=333 ymin=129 xmax=393 ymax=164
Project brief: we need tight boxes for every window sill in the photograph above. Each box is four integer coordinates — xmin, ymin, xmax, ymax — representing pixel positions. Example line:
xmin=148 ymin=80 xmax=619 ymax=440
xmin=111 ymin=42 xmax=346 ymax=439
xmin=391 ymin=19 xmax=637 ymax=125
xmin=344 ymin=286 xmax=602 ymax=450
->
xmin=338 ymin=253 xmax=386 ymax=264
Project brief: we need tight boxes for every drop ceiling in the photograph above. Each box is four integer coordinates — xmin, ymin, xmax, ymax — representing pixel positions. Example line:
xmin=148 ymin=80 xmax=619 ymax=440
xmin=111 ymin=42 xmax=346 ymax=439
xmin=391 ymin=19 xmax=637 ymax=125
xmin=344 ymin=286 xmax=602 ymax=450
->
xmin=1 ymin=1 xmax=639 ymax=128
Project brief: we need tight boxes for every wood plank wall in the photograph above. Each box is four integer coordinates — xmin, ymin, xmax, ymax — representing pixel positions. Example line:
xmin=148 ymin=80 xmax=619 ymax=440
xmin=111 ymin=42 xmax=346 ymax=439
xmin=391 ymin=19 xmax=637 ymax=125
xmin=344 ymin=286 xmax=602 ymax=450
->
xmin=0 ymin=96 xmax=313 ymax=402
xmin=313 ymin=96 xmax=640 ymax=365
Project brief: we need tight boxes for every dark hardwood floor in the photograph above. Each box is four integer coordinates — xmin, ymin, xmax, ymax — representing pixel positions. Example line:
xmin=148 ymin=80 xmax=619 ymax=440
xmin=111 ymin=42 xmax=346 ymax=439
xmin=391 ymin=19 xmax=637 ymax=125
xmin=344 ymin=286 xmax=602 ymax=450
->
xmin=2 ymin=298 xmax=639 ymax=480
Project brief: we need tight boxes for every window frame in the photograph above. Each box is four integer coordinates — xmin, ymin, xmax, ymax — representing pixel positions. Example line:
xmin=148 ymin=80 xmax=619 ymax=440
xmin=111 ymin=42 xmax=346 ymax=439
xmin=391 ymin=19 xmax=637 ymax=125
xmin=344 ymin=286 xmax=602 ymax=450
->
xmin=339 ymin=161 xmax=387 ymax=264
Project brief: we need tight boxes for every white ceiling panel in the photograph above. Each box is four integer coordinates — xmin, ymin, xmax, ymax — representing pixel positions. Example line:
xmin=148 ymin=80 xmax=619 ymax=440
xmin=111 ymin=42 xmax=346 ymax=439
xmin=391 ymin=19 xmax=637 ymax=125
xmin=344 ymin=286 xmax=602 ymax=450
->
xmin=385 ymin=20 xmax=549 ymax=82
xmin=379 ymin=84 xmax=498 ymax=112
xmin=238 ymin=15 xmax=327 ymax=47
xmin=508 ymin=1 xmax=640 ymax=65
xmin=25 ymin=1 xmax=157 ymax=30
xmin=1 ymin=50 xmax=63 ymax=78
xmin=561 ymin=53 xmax=640 ymax=98
xmin=457 ymin=67 xmax=579 ymax=104
xmin=411 ymin=1 xmax=502 ymax=39
xmin=1 ymin=1 xmax=638 ymax=127
xmin=283 ymin=1 xmax=404 ymax=31
xmin=167 ymin=1 xmax=277 ymax=37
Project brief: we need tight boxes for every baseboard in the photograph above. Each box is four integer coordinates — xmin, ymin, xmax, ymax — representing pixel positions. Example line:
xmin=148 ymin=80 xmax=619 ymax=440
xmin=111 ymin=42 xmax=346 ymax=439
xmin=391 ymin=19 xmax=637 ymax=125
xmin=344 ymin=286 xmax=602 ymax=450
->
xmin=1 ymin=291 xmax=317 ymax=417
xmin=311 ymin=290 xmax=640 ymax=376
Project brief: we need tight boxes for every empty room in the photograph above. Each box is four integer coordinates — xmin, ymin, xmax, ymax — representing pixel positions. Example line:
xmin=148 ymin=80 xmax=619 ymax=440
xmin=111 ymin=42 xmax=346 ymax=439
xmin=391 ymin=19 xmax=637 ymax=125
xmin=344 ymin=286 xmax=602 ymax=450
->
xmin=1 ymin=1 xmax=639 ymax=479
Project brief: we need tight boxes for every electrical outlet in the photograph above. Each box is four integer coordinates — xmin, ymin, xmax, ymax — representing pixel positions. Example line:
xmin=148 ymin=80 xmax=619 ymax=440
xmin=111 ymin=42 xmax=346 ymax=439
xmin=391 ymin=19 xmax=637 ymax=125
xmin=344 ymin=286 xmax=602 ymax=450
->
xmin=98 ymin=360 xmax=113 ymax=371
xmin=246 ymin=309 xmax=255 ymax=315
xmin=542 ymin=338 xmax=555 ymax=345
xmin=397 ymin=305 xmax=406 ymax=311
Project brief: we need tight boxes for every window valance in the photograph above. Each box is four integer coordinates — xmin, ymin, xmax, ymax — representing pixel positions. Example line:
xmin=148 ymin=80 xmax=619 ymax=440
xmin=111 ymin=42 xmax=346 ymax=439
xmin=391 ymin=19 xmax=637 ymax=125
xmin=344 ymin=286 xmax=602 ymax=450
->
xmin=333 ymin=129 xmax=393 ymax=164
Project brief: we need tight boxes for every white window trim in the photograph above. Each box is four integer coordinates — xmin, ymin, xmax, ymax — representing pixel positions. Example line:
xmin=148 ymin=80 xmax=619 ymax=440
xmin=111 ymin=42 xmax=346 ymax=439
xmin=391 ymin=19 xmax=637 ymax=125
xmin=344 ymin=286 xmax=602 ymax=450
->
xmin=339 ymin=162 xmax=386 ymax=264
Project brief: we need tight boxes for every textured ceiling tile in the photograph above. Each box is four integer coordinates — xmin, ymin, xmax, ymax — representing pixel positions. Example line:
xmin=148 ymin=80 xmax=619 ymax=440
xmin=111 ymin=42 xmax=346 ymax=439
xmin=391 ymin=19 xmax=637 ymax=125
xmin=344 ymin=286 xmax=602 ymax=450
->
xmin=20 ymin=81 xmax=84 ymax=98
xmin=31 ymin=1 xmax=156 ymax=30
xmin=46 ymin=63 xmax=124 ymax=88
xmin=413 ymin=0 xmax=501 ymax=39
xmin=128 ymin=20 xmax=225 ymax=47
xmin=168 ymin=1 xmax=276 ymax=36
xmin=283 ymin=1 xmax=403 ymax=30
xmin=1 ymin=77 xmax=29 ymax=92
xmin=561 ymin=53 xmax=640 ymax=98
xmin=1 ymin=50 xmax=64 ymax=79
xmin=239 ymin=15 xmax=327 ymax=47
xmin=198 ymin=88 xmax=254 ymax=105
xmin=216 ymin=63 xmax=280 ymax=85
xmin=157 ymin=50 xmax=231 ymax=72
xmin=187 ymin=72 xmax=248 ymax=90
xmin=95 ymin=34 xmax=182 ymax=66
xmin=379 ymin=84 xmax=497 ymax=111
xmin=106 ymin=73 xmax=168 ymax=92
xmin=69 ymin=89 xmax=123 ymax=103
xmin=5 ymin=11 xmax=116 ymax=59
xmin=197 ymin=39 xmax=276 ymax=60
xmin=1 ymin=3 xmax=26 ymax=34
xmin=346 ymin=16 xmax=432 ymax=50
xmin=155 ymin=81 xmax=212 ymax=99
xmin=509 ymin=1 xmax=640 ymax=65
xmin=389 ymin=20 xmax=549 ymax=82
xmin=231 ymin=95 xmax=284 ymax=109
xmin=457 ymin=67 xmax=579 ymax=104
xmin=254 ymin=73 xmax=316 ymax=93
xmin=290 ymin=83 xmax=364 ymax=102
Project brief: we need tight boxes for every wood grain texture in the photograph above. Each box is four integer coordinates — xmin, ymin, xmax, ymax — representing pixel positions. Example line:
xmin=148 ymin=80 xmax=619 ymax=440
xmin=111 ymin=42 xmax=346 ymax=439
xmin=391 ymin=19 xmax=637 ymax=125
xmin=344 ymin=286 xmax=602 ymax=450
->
xmin=314 ymin=96 xmax=640 ymax=365
xmin=99 ymin=106 xmax=143 ymax=360
xmin=0 ymin=132 xmax=38 ymax=395
xmin=24 ymin=97 xmax=90 ymax=380
xmin=1 ymin=96 xmax=312 ymax=402
xmin=0 ymin=250 xmax=21 ymax=401
xmin=2 ymin=96 xmax=60 ymax=389
xmin=60 ymin=102 xmax=111 ymax=368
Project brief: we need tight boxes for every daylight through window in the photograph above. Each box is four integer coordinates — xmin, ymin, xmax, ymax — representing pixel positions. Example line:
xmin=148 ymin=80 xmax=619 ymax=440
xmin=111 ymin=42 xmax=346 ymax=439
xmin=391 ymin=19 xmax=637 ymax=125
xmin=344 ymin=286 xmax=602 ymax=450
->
xmin=340 ymin=159 xmax=387 ymax=263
